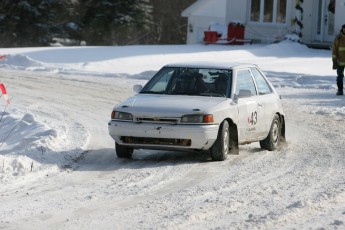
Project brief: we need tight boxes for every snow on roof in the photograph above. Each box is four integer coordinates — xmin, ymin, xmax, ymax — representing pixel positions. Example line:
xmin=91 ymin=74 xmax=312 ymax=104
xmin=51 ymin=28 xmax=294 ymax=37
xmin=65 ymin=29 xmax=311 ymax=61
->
xmin=181 ymin=0 xmax=226 ymax=18
xmin=164 ymin=61 xmax=256 ymax=69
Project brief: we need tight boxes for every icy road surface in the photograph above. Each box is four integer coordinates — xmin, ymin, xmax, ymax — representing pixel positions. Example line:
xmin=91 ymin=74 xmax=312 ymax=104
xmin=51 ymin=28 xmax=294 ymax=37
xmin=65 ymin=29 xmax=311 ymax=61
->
xmin=1 ymin=69 xmax=345 ymax=229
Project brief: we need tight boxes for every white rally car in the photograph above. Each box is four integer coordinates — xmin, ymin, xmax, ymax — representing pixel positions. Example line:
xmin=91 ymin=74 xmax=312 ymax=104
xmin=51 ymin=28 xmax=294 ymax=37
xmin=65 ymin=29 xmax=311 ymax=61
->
xmin=108 ymin=62 xmax=285 ymax=161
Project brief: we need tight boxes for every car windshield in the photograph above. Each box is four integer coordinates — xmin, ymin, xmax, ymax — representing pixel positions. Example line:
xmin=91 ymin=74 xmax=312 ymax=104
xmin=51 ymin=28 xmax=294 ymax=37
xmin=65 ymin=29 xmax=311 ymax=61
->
xmin=140 ymin=67 xmax=232 ymax=97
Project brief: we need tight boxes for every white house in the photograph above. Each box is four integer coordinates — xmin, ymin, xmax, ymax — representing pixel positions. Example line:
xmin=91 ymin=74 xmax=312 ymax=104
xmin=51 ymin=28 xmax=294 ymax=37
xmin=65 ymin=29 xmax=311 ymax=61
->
xmin=182 ymin=0 xmax=345 ymax=47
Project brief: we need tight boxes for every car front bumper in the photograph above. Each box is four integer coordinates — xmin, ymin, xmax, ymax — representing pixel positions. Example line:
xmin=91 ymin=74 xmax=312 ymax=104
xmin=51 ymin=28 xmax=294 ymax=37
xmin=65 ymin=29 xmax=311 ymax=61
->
xmin=108 ymin=120 xmax=219 ymax=151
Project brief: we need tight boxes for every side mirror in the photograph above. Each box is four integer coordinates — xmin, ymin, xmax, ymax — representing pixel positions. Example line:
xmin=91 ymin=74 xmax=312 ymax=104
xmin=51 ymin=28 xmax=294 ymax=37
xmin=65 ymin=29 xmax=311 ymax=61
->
xmin=133 ymin=84 xmax=143 ymax=93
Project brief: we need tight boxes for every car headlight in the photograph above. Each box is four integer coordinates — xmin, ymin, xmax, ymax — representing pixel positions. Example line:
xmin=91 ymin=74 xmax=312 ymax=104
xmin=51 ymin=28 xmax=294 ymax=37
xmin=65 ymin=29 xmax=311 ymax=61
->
xmin=111 ymin=111 xmax=133 ymax=121
xmin=181 ymin=114 xmax=214 ymax=123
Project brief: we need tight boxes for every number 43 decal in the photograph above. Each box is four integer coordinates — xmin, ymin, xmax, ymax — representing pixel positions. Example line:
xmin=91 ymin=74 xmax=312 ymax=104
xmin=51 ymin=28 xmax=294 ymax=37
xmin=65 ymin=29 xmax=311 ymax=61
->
xmin=248 ymin=111 xmax=257 ymax=125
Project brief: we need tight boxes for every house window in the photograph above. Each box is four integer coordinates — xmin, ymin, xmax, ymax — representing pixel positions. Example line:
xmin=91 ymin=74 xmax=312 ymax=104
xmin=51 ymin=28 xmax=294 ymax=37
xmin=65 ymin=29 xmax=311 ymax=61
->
xmin=264 ymin=0 xmax=273 ymax=22
xmin=251 ymin=0 xmax=261 ymax=21
xmin=250 ymin=0 xmax=287 ymax=24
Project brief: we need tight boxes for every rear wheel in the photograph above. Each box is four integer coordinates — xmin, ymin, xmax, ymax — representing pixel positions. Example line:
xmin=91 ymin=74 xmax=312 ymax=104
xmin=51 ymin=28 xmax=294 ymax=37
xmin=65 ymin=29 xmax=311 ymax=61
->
xmin=115 ymin=143 xmax=133 ymax=158
xmin=260 ymin=114 xmax=281 ymax=151
xmin=209 ymin=120 xmax=229 ymax=161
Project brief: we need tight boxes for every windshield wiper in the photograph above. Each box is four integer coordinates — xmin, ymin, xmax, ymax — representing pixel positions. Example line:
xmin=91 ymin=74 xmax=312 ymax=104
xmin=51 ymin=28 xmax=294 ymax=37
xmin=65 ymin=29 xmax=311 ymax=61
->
xmin=140 ymin=91 xmax=164 ymax=94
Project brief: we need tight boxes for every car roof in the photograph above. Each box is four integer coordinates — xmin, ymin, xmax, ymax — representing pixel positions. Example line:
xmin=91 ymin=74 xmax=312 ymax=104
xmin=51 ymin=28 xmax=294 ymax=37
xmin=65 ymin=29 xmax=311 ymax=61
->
xmin=163 ymin=61 xmax=258 ymax=70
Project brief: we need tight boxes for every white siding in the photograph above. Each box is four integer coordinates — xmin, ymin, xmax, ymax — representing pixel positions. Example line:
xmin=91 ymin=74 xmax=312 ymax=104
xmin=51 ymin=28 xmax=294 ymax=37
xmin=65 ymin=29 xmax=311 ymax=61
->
xmin=225 ymin=0 xmax=247 ymax=24
xmin=186 ymin=16 xmax=225 ymax=44
xmin=191 ymin=0 xmax=226 ymax=17
xmin=184 ymin=0 xmax=227 ymax=44
xmin=335 ymin=0 xmax=345 ymax=32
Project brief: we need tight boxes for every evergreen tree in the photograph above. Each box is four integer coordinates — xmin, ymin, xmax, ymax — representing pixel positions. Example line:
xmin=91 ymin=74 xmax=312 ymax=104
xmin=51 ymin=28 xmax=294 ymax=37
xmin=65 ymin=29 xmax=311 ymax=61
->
xmin=123 ymin=0 xmax=197 ymax=45
xmin=0 ymin=0 xmax=196 ymax=47
xmin=149 ymin=0 xmax=196 ymax=44
xmin=0 ymin=0 xmax=78 ymax=47
xmin=79 ymin=0 xmax=152 ymax=45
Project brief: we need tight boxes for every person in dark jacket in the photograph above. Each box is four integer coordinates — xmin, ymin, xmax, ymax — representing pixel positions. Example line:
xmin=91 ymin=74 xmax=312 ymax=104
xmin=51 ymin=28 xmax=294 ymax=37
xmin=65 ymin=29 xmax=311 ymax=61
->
xmin=332 ymin=24 xmax=345 ymax=95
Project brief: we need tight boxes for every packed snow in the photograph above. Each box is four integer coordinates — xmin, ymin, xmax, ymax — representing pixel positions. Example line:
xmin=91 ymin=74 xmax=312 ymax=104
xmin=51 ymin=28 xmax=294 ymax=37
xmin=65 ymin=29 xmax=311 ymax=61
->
xmin=1 ymin=40 xmax=345 ymax=229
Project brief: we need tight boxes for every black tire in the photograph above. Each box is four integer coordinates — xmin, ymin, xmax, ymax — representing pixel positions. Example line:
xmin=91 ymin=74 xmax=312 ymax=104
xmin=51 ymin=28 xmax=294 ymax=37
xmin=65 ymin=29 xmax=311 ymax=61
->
xmin=209 ymin=120 xmax=229 ymax=161
xmin=260 ymin=114 xmax=281 ymax=151
xmin=115 ymin=142 xmax=133 ymax=158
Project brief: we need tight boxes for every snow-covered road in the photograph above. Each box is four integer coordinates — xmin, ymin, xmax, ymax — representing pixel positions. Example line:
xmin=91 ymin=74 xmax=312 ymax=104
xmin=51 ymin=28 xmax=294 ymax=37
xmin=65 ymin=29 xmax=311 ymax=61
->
xmin=1 ymin=66 xmax=345 ymax=229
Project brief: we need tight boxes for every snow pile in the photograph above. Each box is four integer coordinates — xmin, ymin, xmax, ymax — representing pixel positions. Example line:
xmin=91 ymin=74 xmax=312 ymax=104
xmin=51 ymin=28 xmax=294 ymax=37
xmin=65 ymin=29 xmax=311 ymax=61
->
xmin=285 ymin=33 xmax=301 ymax=42
xmin=0 ymin=112 xmax=58 ymax=182
xmin=0 ymin=112 xmax=55 ymax=153
xmin=0 ymin=54 xmax=44 ymax=70
xmin=0 ymin=109 xmax=87 ymax=183
xmin=0 ymin=41 xmax=331 ymax=76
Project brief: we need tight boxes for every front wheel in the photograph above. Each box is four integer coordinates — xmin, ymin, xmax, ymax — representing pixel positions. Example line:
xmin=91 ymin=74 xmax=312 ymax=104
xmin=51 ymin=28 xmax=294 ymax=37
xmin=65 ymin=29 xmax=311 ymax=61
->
xmin=209 ymin=120 xmax=229 ymax=161
xmin=115 ymin=143 xmax=133 ymax=158
xmin=260 ymin=114 xmax=281 ymax=151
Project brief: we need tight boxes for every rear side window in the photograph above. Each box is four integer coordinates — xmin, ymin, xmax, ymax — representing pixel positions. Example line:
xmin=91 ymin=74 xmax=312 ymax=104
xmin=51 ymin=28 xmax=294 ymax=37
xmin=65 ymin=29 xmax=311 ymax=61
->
xmin=251 ymin=67 xmax=272 ymax=95
xmin=235 ymin=69 xmax=257 ymax=96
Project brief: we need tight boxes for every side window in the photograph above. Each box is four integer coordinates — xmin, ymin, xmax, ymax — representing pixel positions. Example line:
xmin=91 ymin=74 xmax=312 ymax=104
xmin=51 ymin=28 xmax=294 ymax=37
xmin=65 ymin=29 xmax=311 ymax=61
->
xmin=235 ymin=69 xmax=257 ymax=97
xmin=251 ymin=68 xmax=272 ymax=95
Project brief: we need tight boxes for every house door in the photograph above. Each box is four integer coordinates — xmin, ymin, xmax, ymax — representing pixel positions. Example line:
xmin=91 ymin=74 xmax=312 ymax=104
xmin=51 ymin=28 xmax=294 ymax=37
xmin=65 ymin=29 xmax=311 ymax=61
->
xmin=312 ymin=0 xmax=335 ymax=42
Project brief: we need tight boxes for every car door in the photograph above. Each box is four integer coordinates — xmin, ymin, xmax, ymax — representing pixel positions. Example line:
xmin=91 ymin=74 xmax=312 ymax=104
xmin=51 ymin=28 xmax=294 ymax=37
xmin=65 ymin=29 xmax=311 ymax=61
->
xmin=250 ymin=67 xmax=277 ymax=139
xmin=234 ymin=68 xmax=259 ymax=142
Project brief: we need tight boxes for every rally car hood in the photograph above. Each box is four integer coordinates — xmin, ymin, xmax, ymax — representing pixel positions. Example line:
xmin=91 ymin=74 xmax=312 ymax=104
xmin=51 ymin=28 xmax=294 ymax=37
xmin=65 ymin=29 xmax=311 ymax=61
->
xmin=114 ymin=94 xmax=230 ymax=117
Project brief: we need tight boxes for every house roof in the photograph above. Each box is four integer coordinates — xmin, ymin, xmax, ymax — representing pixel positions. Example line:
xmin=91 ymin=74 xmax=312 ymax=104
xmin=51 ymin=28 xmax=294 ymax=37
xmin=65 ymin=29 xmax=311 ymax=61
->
xmin=181 ymin=0 xmax=207 ymax=17
xmin=181 ymin=0 xmax=226 ymax=17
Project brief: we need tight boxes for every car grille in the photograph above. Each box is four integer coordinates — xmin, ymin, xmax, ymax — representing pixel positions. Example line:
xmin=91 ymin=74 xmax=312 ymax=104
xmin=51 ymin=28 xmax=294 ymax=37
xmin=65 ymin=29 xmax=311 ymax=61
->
xmin=122 ymin=136 xmax=191 ymax=146
xmin=136 ymin=117 xmax=179 ymax=124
